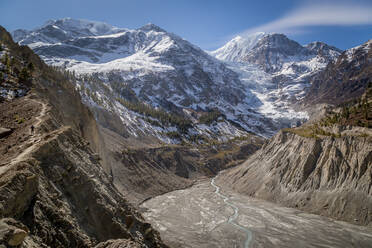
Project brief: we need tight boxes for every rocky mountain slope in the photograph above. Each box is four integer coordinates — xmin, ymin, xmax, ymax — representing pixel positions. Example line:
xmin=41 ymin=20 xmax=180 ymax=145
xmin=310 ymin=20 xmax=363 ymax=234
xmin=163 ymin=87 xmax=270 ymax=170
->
xmin=0 ymin=25 xmax=167 ymax=247
xmin=13 ymin=18 xmax=278 ymax=138
xmin=242 ymin=34 xmax=341 ymax=74
xmin=212 ymin=32 xmax=341 ymax=77
xmin=211 ymin=33 xmax=342 ymax=127
xmin=219 ymin=129 xmax=372 ymax=225
xmin=305 ymin=39 xmax=372 ymax=105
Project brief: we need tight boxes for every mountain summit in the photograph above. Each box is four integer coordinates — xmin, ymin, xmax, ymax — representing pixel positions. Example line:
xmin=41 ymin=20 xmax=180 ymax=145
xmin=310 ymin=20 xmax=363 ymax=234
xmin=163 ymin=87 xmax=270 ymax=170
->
xmin=212 ymin=33 xmax=342 ymax=73
xmin=210 ymin=32 xmax=266 ymax=62
xmin=13 ymin=18 xmax=125 ymax=45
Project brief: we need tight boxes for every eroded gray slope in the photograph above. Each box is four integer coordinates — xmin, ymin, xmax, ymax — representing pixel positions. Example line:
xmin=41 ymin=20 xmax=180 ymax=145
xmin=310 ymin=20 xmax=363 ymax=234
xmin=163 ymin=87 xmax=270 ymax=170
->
xmin=218 ymin=130 xmax=372 ymax=226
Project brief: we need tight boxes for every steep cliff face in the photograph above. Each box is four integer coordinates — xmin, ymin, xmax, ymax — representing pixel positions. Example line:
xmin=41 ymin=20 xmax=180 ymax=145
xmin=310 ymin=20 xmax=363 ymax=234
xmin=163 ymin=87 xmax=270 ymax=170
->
xmin=219 ymin=130 xmax=372 ymax=225
xmin=1 ymin=126 xmax=165 ymax=247
xmin=0 ymin=26 xmax=166 ymax=247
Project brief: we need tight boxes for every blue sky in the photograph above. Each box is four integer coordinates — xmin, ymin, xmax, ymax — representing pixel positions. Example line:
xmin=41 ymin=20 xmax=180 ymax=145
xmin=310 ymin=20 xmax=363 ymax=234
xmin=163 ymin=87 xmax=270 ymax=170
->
xmin=0 ymin=0 xmax=371 ymax=50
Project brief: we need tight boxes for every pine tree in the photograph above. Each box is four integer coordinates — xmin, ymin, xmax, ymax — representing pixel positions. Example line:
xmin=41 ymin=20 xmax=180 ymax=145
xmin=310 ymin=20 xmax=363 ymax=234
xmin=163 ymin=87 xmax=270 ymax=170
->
xmin=27 ymin=62 xmax=34 ymax=72
xmin=9 ymin=57 xmax=16 ymax=75
xmin=2 ymin=53 xmax=10 ymax=74
xmin=18 ymin=67 xmax=30 ymax=84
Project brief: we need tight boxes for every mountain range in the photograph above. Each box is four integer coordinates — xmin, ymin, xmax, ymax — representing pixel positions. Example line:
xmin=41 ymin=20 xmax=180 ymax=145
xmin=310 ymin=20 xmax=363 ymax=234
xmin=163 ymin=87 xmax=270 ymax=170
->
xmin=12 ymin=18 xmax=346 ymax=141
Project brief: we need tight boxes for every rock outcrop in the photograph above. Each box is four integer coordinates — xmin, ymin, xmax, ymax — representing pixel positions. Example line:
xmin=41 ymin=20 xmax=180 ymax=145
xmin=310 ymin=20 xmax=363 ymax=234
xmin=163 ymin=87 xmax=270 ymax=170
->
xmin=0 ymin=218 xmax=29 ymax=247
xmin=219 ymin=130 xmax=372 ymax=225
xmin=95 ymin=239 xmax=142 ymax=248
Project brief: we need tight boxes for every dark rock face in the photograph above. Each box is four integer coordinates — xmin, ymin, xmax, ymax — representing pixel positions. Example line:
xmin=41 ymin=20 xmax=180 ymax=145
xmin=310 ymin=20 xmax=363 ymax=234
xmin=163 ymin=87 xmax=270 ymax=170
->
xmin=20 ymin=128 xmax=164 ymax=247
xmin=242 ymin=34 xmax=313 ymax=73
xmin=95 ymin=239 xmax=142 ymax=248
xmin=1 ymin=128 xmax=167 ymax=247
xmin=0 ymin=164 xmax=38 ymax=219
xmin=305 ymin=40 xmax=372 ymax=105
xmin=218 ymin=130 xmax=372 ymax=225
xmin=305 ymin=41 xmax=342 ymax=61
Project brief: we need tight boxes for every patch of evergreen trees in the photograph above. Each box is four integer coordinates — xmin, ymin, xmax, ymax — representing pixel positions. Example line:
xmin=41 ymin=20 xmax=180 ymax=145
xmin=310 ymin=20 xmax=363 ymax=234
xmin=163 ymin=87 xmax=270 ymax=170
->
xmin=116 ymin=98 xmax=192 ymax=133
xmin=198 ymin=109 xmax=224 ymax=125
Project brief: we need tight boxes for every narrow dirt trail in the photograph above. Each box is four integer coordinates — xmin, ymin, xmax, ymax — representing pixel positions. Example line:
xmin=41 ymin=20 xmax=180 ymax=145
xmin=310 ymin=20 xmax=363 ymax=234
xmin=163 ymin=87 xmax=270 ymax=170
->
xmin=32 ymin=99 xmax=48 ymax=130
xmin=0 ymin=98 xmax=49 ymax=175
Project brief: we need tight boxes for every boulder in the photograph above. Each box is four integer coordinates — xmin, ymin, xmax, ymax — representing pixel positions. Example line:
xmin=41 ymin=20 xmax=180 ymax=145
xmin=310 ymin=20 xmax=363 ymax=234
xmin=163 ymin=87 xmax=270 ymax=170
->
xmin=0 ymin=218 xmax=28 ymax=246
xmin=0 ymin=128 xmax=12 ymax=139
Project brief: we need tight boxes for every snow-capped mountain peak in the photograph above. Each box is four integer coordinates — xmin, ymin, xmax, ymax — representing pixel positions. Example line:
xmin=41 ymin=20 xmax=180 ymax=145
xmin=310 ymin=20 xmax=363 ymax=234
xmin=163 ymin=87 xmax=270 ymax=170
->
xmin=210 ymin=32 xmax=265 ymax=62
xmin=343 ymin=39 xmax=372 ymax=62
xmin=43 ymin=18 xmax=121 ymax=36
xmin=241 ymin=33 xmax=314 ymax=73
xmin=212 ymin=33 xmax=342 ymax=73
xmin=210 ymin=32 xmax=343 ymax=128
xmin=139 ymin=23 xmax=167 ymax=33
xmin=12 ymin=18 xmax=126 ymax=45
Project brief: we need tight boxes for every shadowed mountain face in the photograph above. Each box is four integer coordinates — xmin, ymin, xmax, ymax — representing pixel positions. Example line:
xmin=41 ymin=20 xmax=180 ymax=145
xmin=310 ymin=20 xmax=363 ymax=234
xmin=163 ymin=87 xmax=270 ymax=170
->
xmin=305 ymin=40 xmax=372 ymax=105
xmin=242 ymin=33 xmax=314 ymax=73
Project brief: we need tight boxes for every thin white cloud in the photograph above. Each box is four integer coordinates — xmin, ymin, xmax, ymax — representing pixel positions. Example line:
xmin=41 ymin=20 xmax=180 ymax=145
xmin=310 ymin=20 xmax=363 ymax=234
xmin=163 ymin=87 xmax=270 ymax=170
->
xmin=244 ymin=2 xmax=372 ymax=35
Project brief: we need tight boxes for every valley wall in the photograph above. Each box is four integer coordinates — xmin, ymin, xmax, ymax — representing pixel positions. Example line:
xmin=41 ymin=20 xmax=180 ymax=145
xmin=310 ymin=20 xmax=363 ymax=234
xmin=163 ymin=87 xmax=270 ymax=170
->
xmin=218 ymin=130 xmax=372 ymax=226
